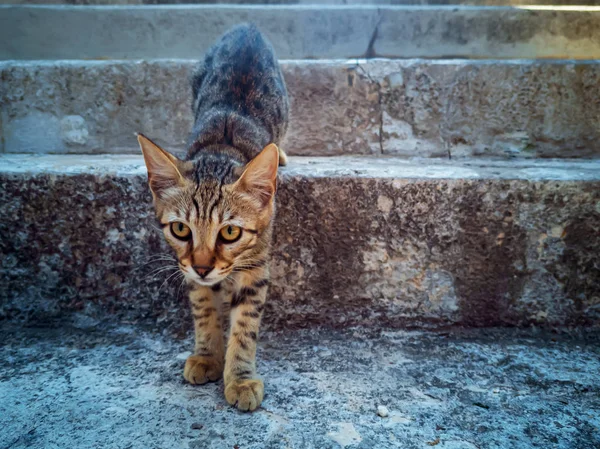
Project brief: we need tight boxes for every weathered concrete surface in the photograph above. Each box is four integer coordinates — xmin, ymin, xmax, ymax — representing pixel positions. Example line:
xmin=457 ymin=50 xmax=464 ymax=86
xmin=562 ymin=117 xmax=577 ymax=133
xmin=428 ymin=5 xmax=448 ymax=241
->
xmin=1 ymin=321 xmax=600 ymax=449
xmin=0 ymin=60 xmax=380 ymax=157
xmin=3 ymin=59 xmax=600 ymax=159
xmin=1 ymin=154 xmax=599 ymax=331
xmin=372 ymin=60 xmax=600 ymax=159
xmin=2 ymin=5 xmax=600 ymax=60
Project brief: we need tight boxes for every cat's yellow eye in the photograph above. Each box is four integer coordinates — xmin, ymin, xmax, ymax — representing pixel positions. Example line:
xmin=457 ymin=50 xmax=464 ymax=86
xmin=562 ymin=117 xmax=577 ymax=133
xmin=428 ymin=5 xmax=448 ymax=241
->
xmin=219 ymin=225 xmax=242 ymax=243
xmin=170 ymin=222 xmax=192 ymax=240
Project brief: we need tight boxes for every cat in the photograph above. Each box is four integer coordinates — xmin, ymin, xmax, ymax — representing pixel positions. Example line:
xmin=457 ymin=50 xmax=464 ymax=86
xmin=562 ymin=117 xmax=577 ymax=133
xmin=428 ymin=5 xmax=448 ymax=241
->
xmin=136 ymin=23 xmax=289 ymax=412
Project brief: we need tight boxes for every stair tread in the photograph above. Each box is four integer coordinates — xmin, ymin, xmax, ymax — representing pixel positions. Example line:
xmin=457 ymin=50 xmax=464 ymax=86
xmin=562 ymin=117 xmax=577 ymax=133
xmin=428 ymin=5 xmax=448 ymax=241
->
xmin=2 ymin=153 xmax=600 ymax=181
xmin=2 ymin=4 xmax=599 ymax=60
xmin=1 ymin=322 xmax=598 ymax=448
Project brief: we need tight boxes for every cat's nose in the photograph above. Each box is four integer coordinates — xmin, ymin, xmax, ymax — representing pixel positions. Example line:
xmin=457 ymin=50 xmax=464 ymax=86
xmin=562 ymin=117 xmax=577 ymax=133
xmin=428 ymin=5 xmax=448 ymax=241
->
xmin=193 ymin=265 xmax=213 ymax=278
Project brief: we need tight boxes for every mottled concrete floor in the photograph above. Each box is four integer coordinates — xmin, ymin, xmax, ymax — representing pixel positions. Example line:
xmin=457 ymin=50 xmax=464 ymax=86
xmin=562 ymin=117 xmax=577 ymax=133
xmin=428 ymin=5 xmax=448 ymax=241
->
xmin=1 ymin=319 xmax=599 ymax=449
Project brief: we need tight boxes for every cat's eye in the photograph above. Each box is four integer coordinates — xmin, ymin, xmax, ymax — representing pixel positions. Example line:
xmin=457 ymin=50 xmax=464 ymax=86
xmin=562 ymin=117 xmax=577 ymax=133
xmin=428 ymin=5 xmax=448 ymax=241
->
xmin=170 ymin=222 xmax=192 ymax=240
xmin=219 ymin=225 xmax=242 ymax=243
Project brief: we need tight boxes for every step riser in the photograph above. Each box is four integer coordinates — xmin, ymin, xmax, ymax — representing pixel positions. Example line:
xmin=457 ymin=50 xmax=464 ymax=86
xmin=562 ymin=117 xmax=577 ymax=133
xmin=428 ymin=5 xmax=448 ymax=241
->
xmin=2 ymin=6 xmax=600 ymax=60
xmin=2 ymin=1 xmax=597 ymax=5
xmin=1 ymin=158 xmax=598 ymax=330
xmin=3 ymin=60 xmax=600 ymax=159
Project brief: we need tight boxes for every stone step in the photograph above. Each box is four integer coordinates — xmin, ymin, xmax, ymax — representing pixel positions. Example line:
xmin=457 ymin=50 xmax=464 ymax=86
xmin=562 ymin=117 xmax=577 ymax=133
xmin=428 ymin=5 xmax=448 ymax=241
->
xmin=2 ymin=5 xmax=600 ymax=60
xmin=1 ymin=153 xmax=599 ymax=330
xmin=2 ymin=0 xmax=597 ymax=5
xmin=2 ymin=323 xmax=599 ymax=448
xmin=3 ymin=59 xmax=600 ymax=159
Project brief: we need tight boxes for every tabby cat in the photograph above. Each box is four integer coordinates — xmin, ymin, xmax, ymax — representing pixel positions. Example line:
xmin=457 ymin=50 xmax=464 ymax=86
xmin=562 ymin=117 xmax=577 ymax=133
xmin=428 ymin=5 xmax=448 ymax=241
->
xmin=137 ymin=24 xmax=289 ymax=412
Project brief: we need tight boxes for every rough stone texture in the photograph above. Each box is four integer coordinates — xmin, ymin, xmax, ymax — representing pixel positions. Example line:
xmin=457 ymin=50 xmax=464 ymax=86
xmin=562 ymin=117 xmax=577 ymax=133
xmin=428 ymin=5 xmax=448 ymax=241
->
xmin=2 ymin=5 xmax=600 ymax=60
xmin=1 ymin=321 xmax=600 ymax=449
xmin=3 ymin=59 xmax=600 ymax=159
xmin=1 ymin=154 xmax=599 ymax=331
xmin=285 ymin=62 xmax=381 ymax=156
xmin=0 ymin=60 xmax=380 ymax=157
xmin=375 ymin=6 xmax=600 ymax=60
xmin=371 ymin=59 xmax=600 ymax=159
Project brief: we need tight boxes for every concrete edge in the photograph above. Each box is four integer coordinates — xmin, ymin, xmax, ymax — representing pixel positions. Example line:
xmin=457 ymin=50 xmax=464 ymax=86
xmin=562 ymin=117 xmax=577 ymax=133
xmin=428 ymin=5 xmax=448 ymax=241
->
xmin=1 ymin=154 xmax=600 ymax=181
xmin=5 ymin=57 xmax=600 ymax=66
xmin=6 ymin=4 xmax=598 ymax=10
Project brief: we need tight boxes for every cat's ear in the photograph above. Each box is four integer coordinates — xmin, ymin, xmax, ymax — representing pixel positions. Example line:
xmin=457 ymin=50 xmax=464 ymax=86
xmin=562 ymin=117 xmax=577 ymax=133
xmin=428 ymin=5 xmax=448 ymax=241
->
xmin=234 ymin=143 xmax=279 ymax=206
xmin=137 ymin=133 xmax=186 ymax=195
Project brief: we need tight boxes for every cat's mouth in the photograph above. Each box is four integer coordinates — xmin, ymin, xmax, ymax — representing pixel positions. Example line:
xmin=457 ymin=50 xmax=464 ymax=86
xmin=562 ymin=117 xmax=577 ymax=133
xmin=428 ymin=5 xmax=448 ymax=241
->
xmin=189 ymin=276 xmax=223 ymax=287
xmin=180 ymin=265 xmax=229 ymax=287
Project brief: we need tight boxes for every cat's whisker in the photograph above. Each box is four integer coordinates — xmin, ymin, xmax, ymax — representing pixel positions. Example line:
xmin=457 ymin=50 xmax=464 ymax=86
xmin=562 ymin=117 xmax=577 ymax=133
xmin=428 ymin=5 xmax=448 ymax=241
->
xmin=235 ymin=259 xmax=263 ymax=265
xmin=144 ymin=260 xmax=178 ymax=271
xmin=132 ymin=260 xmax=177 ymax=273
xmin=149 ymin=223 xmax=166 ymax=235
xmin=231 ymin=260 xmax=268 ymax=272
xmin=176 ymin=276 xmax=188 ymax=299
xmin=145 ymin=251 xmax=172 ymax=258
xmin=142 ymin=254 xmax=177 ymax=263
xmin=158 ymin=269 xmax=184 ymax=293
xmin=232 ymin=263 xmax=263 ymax=270
xmin=146 ymin=265 xmax=177 ymax=276
xmin=147 ymin=264 xmax=178 ymax=275
xmin=145 ymin=256 xmax=177 ymax=263
xmin=144 ymin=265 xmax=180 ymax=281
xmin=131 ymin=254 xmax=178 ymax=274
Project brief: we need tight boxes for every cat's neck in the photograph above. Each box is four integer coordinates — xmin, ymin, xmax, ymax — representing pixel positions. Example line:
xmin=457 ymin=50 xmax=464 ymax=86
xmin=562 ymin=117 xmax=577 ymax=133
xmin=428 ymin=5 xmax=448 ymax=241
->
xmin=185 ymin=143 xmax=248 ymax=165
xmin=186 ymin=146 xmax=245 ymax=185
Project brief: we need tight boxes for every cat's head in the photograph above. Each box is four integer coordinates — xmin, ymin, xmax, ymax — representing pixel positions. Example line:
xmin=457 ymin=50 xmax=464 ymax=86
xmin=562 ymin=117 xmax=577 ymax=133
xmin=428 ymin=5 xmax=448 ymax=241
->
xmin=137 ymin=134 xmax=279 ymax=286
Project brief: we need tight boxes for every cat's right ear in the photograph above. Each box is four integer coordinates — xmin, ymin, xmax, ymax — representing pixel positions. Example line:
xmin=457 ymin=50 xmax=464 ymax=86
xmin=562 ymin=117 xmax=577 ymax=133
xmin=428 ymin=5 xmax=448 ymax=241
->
xmin=233 ymin=143 xmax=279 ymax=207
xmin=137 ymin=133 xmax=186 ymax=196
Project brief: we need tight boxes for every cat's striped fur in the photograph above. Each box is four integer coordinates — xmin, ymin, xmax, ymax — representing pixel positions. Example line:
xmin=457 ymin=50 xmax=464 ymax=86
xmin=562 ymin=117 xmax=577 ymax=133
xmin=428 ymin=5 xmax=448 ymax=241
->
xmin=137 ymin=24 xmax=289 ymax=412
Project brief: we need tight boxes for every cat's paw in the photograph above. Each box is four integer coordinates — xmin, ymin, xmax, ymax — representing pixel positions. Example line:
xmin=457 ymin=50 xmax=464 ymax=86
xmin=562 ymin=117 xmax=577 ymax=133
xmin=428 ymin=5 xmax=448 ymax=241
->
xmin=183 ymin=355 xmax=223 ymax=385
xmin=224 ymin=379 xmax=264 ymax=411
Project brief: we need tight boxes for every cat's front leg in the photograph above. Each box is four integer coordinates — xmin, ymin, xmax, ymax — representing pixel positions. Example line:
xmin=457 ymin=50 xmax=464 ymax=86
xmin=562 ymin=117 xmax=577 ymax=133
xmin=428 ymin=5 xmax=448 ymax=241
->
xmin=223 ymin=272 xmax=269 ymax=411
xmin=184 ymin=286 xmax=225 ymax=385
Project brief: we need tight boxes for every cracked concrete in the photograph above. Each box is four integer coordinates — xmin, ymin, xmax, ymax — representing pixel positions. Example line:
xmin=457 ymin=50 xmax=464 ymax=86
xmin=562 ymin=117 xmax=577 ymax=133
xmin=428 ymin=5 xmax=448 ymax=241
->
xmin=3 ymin=5 xmax=600 ymax=60
xmin=354 ymin=59 xmax=600 ymax=159
xmin=363 ymin=10 xmax=382 ymax=59
xmin=353 ymin=60 xmax=385 ymax=155
xmin=1 ymin=320 xmax=599 ymax=449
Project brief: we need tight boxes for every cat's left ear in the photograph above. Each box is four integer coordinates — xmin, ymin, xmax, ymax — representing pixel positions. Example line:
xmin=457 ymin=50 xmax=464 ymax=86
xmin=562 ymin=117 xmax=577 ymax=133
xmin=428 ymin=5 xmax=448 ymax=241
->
xmin=234 ymin=143 xmax=279 ymax=206
xmin=137 ymin=133 xmax=187 ymax=197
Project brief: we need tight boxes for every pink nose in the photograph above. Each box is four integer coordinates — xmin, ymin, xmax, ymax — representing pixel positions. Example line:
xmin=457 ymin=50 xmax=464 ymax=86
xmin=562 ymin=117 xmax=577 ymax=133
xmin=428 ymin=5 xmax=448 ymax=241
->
xmin=193 ymin=265 xmax=213 ymax=278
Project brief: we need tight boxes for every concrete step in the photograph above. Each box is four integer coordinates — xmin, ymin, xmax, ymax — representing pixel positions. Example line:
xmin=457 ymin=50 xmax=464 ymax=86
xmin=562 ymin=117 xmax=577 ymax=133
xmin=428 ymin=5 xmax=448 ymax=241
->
xmin=2 ymin=5 xmax=600 ymax=60
xmin=2 ymin=0 xmax=598 ymax=5
xmin=3 ymin=59 xmax=600 ymax=159
xmin=2 ymin=322 xmax=599 ymax=448
xmin=1 ymin=154 xmax=599 ymax=330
